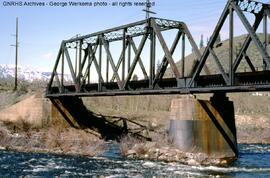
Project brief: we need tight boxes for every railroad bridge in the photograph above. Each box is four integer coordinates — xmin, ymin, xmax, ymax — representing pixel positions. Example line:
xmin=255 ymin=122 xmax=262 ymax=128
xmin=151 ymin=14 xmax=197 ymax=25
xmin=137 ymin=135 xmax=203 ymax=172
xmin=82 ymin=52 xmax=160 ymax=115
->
xmin=46 ymin=0 xmax=270 ymax=161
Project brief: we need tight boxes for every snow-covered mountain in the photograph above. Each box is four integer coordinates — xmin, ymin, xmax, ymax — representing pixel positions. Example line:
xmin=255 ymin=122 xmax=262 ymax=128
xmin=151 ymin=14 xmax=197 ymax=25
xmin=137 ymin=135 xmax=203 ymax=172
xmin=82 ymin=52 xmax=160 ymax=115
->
xmin=0 ymin=64 xmax=71 ymax=82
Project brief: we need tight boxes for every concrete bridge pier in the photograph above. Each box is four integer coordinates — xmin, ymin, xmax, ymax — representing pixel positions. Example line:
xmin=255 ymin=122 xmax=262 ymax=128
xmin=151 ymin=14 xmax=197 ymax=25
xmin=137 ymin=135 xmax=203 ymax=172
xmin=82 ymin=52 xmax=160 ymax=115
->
xmin=169 ymin=93 xmax=238 ymax=162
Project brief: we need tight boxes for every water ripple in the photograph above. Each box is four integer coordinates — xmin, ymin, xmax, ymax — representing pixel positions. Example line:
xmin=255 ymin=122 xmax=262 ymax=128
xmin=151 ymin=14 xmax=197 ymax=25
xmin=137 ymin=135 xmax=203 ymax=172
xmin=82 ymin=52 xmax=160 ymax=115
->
xmin=0 ymin=144 xmax=269 ymax=177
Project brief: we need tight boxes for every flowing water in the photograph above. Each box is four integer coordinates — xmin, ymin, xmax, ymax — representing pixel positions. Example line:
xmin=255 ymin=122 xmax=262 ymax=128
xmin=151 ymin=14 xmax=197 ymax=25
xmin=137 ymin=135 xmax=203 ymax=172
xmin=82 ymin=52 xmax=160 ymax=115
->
xmin=0 ymin=144 xmax=270 ymax=177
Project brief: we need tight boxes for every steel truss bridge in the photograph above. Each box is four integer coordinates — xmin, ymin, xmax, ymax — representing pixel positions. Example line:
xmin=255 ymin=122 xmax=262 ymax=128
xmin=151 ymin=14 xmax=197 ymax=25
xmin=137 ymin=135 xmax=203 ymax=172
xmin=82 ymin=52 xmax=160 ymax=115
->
xmin=46 ymin=0 xmax=270 ymax=97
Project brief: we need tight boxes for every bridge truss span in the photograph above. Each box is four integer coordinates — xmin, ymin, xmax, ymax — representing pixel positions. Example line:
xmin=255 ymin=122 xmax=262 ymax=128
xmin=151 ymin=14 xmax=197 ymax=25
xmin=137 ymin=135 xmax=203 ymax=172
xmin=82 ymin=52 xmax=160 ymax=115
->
xmin=47 ymin=0 xmax=270 ymax=97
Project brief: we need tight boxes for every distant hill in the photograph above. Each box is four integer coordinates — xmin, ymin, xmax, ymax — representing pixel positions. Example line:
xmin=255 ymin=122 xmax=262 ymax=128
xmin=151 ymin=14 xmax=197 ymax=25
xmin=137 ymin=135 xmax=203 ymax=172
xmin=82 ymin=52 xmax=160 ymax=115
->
xmin=165 ymin=33 xmax=270 ymax=78
xmin=0 ymin=65 xmax=50 ymax=82
xmin=0 ymin=65 xmax=71 ymax=82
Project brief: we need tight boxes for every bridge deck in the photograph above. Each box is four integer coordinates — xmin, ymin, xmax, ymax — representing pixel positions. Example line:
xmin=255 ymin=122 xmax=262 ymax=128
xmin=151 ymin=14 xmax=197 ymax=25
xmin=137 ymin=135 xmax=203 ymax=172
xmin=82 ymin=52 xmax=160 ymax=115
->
xmin=46 ymin=71 xmax=270 ymax=97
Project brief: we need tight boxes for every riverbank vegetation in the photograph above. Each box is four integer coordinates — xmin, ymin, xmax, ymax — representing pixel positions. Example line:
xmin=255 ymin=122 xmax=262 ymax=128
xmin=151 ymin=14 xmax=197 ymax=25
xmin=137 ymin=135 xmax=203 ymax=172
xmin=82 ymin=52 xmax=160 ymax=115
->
xmin=0 ymin=120 xmax=105 ymax=156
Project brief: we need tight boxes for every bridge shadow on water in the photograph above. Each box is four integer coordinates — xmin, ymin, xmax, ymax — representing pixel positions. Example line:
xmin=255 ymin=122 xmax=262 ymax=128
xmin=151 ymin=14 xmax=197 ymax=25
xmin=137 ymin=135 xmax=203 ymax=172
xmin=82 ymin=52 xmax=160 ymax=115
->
xmin=50 ymin=96 xmax=151 ymax=141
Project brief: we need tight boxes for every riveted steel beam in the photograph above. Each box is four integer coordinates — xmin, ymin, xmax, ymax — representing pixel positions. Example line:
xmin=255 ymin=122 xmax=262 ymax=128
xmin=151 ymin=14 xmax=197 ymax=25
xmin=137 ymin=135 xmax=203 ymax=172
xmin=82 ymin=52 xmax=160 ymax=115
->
xmin=153 ymin=30 xmax=181 ymax=87
xmin=110 ymin=40 xmax=129 ymax=82
xmin=48 ymin=42 xmax=64 ymax=91
xmin=209 ymin=48 xmax=230 ymax=85
xmin=122 ymin=34 xmax=148 ymax=89
xmin=189 ymin=1 xmax=231 ymax=87
xmin=151 ymin=19 xmax=180 ymax=79
xmin=101 ymin=36 xmax=123 ymax=89
xmin=82 ymin=44 xmax=99 ymax=84
xmin=232 ymin=14 xmax=263 ymax=72
xmin=128 ymin=38 xmax=148 ymax=80
xmin=232 ymin=1 xmax=270 ymax=67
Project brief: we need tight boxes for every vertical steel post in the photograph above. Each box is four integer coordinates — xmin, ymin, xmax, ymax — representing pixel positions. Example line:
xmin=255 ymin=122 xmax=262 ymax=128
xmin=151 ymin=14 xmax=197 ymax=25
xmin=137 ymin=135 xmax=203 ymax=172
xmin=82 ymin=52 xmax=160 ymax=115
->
xmin=128 ymin=37 xmax=131 ymax=72
xmin=75 ymin=45 xmax=77 ymax=76
xmin=263 ymin=13 xmax=268 ymax=70
xmin=75 ymin=38 xmax=78 ymax=76
xmin=106 ymin=42 xmax=109 ymax=83
xmin=150 ymin=29 xmax=156 ymax=87
xmin=88 ymin=46 xmax=91 ymax=84
xmin=98 ymin=36 xmax=102 ymax=91
xmin=229 ymin=7 xmax=234 ymax=85
xmin=61 ymin=46 xmax=64 ymax=93
xmin=181 ymin=34 xmax=185 ymax=78
xmin=78 ymin=40 xmax=82 ymax=92
xmin=122 ymin=29 xmax=126 ymax=81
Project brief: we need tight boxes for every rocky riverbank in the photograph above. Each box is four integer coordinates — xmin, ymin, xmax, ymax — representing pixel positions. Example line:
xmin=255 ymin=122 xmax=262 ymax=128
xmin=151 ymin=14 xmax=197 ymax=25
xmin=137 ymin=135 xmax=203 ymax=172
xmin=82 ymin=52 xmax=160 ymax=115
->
xmin=0 ymin=119 xmax=236 ymax=166
xmin=120 ymin=136 xmax=236 ymax=167
xmin=0 ymin=117 xmax=268 ymax=167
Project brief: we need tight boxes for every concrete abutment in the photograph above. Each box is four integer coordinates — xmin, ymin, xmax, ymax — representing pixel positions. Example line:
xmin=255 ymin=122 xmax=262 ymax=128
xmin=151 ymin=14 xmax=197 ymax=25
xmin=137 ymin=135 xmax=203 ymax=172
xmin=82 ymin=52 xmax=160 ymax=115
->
xmin=169 ymin=93 xmax=238 ymax=161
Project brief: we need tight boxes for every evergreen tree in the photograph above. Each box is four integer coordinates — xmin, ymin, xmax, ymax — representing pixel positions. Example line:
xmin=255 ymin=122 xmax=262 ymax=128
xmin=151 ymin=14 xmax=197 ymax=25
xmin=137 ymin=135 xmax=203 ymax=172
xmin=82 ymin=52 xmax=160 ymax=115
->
xmin=199 ymin=34 xmax=204 ymax=48
xmin=132 ymin=74 xmax=138 ymax=81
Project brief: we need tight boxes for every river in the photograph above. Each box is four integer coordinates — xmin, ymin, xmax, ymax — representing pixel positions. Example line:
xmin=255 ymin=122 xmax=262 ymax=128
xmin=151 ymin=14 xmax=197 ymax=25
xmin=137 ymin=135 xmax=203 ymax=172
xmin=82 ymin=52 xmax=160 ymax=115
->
xmin=0 ymin=144 xmax=270 ymax=177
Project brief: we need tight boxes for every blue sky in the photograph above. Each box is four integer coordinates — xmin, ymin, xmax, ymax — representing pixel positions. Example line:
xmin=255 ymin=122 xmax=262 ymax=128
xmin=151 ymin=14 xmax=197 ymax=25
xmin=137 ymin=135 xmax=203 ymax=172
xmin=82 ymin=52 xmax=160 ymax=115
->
xmin=0 ymin=0 xmax=269 ymax=72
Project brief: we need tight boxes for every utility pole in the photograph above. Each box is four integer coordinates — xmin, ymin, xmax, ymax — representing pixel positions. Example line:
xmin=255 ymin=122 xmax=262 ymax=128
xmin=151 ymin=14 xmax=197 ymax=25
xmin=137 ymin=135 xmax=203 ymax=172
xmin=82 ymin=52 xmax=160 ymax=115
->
xmin=14 ymin=17 xmax=19 ymax=91
xmin=142 ymin=0 xmax=156 ymax=19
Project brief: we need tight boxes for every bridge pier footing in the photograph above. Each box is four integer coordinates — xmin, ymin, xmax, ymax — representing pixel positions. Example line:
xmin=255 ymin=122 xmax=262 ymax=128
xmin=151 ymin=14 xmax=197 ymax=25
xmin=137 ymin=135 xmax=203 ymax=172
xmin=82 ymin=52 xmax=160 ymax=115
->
xmin=168 ymin=93 xmax=238 ymax=162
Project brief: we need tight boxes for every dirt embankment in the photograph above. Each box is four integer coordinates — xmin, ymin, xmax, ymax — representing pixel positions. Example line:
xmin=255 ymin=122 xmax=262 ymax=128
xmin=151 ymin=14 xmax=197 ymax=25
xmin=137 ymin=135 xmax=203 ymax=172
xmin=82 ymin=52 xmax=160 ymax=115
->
xmin=0 ymin=92 xmax=50 ymax=127
xmin=236 ymin=114 xmax=270 ymax=143
xmin=0 ymin=91 xmax=105 ymax=156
